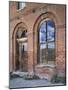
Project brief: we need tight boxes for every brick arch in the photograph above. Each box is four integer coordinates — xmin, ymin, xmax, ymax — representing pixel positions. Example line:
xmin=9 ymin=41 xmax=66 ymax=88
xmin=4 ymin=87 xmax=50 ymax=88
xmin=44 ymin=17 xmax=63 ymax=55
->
xmin=12 ymin=22 xmax=28 ymax=39
xmin=12 ymin=22 xmax=28 ymax=71
xmin=33 ymin=12 xmax=58 ymax=66
xmin=33 ymin=12 xmax=58 ymax=33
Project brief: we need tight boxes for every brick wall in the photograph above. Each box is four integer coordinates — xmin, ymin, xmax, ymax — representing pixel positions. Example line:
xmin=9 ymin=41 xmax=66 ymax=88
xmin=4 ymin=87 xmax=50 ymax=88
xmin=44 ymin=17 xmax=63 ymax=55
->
xmin=9 ymin=2 xmax=66 ymax=80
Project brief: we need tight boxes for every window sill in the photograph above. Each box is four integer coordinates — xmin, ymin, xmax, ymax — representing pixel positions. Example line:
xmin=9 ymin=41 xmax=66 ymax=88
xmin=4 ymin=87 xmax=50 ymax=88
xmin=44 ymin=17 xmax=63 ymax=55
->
xmin=16 ymin=8 xmax=23 ymax=12
xmin=36 ymin=64 xmax=55 ymax=68
xmin=16 ymin=7 xmax=26 ymax=12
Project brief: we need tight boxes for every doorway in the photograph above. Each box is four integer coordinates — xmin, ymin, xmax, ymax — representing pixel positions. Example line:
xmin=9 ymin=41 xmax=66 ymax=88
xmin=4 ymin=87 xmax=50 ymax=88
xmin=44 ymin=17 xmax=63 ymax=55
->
xmin=15 ymin=27 xmax=28 ymax=72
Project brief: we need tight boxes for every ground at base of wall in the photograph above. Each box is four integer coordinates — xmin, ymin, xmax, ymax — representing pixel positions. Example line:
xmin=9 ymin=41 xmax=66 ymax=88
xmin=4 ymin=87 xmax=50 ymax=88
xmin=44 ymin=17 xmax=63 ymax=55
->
xmin=9 ymin=72 xmax=65 ymax=89
xmin=9 ymin=71 xmax=66 ymax=88
xmin=9 ymin=77 xmax=65 ymax=89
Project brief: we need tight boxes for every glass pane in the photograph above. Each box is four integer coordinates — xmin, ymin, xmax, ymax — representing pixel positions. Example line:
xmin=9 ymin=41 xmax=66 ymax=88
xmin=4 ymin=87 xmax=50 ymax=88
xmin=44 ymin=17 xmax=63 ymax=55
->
xmin=39 ymin=21 xmax=46 ymax=43
xmin=21 ymin=2 xmax=26 ymax=9
xmin=40 ymin=44 xmax=46 ymax=63
xmin=47 ymin=20 xmax=54 ymax=28
xmin=48 ymin=43 xmax=55 ymax=48
xmin=40 ymin=43 xmax=46 ymax=49
xmin=47 ymin=20 xmax=55 ymax=41
xmin=18 ymin=2 xmax=26 ymax=10
xmin=47 ymin=31 xmax=54 ymax=41
xmin=48 ymin=43 xmax=55 ymax=61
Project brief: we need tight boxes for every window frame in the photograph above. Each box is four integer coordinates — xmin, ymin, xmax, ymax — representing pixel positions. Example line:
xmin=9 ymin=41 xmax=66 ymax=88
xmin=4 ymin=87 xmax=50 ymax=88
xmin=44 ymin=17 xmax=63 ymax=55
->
xmin=17 ymin=2 xmax=26 ymax=11
xmin=38 ymin=19 xmax=56 ymax=64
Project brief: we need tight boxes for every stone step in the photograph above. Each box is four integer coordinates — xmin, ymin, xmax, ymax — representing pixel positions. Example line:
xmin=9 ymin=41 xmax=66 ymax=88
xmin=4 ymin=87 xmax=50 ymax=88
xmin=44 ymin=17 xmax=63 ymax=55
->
xmin=12 ymin=71 xmax=29 ymax=77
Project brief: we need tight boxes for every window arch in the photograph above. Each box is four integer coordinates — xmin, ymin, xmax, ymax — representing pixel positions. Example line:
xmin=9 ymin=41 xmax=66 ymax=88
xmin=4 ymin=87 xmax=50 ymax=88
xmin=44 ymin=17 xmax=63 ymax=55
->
xmin=16 ymin=27 xmax=27 ymax=38
xmin=38 ymin=19 xmax=55 ymax=64
xmin=12 ymin=22 xmax=28 ymax=71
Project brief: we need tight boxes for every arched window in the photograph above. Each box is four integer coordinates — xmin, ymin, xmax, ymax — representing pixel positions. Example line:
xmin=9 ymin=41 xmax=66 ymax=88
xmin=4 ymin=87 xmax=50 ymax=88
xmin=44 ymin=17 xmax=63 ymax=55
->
xmin=38 ymin=20 xmax=55 ymax=64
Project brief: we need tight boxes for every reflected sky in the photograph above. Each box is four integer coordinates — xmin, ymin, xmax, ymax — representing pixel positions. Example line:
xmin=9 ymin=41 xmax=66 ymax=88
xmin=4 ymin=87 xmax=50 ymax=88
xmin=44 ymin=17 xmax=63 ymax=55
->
xmin=40 ymin=21 xmax=46 ymax=43
xmin=40 ymin=43 xmax=55 ymax=49
xmin=40 ymin=43 xmax=46 ymax=49
xmin=47 ymin=20 xmax=54 ymax=28
xmin=48 ymin=43 xmax=55 ymax=48
xmin=39 ymin=20 xmax=55 ymax=49
xmin=47 ymin=26 xmax=54 ymax=41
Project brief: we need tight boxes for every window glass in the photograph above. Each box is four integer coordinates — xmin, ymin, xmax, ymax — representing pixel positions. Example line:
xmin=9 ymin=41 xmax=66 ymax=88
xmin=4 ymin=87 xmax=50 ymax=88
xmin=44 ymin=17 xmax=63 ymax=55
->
xmin=39 ymin=20 xmax=55 ymax=64
xmin=47 ymin=20 xmax=55 ymax=41
xmin=17 ymin=2 xmax=25 ymax=10
xmin=48 ymin=43 xmax=55 ymax=48
xmin=39 ymin=22 xmax=46 ymax=43
xmin=40 ymin=44 xmax=47 ymax=63
xmin=48 ymin=43 xmax=55 ymax=61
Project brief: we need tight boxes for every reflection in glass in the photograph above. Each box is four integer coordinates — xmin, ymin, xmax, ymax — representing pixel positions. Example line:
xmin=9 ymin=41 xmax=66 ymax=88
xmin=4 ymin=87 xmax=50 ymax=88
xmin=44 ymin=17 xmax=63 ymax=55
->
xmin=40 ymin=43 xmax=46 ymax=49
xmin=39 ymin=21 xmax=46 ymax=63
xmin=47 ymin=20 xmax=55 ymax=41
xmin=47 ymin=20 xmax=54 ymax=28
xmin=17 ymin=2 xmax=26 ymax=10
xmin=40 ymin=44 xmax=46 ymax=63
xmin=47 ymin=31 xmax=54 ymax=41
xmin=48 ymin=43 xmax=55 ymax=48
xmin=39 ymin=22 xmax=46 ymax=43
xmin=39 ymin=20 xmax=55 ymax=63
xmin=48 ymin=43 xmax=55 ymax=61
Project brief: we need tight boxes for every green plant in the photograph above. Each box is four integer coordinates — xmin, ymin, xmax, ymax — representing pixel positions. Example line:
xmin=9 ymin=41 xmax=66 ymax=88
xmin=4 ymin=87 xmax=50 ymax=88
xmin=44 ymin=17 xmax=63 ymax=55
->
xmin=23 ymin=74 xmax=40 ymax=80
xmin=10 ymin=72 xmax=21 ymax=79
xmin=51 ymin=74 xmax=66 ymax=84
xmin=23 ymin=74 xmax=33 ymax=80
xmin=32 ymin=75 xmax=40 ymax=79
